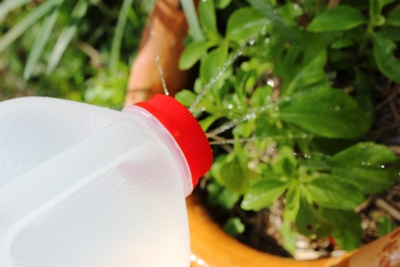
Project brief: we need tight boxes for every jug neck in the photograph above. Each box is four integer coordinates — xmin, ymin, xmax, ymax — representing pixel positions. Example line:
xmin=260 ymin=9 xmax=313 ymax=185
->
xmin=133 ymin=95 xmax=213 ymax=188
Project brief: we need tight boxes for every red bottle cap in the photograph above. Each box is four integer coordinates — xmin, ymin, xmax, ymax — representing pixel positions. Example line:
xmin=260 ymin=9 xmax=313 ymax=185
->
xmin=135 ymin=95 xmax=213 ymax=187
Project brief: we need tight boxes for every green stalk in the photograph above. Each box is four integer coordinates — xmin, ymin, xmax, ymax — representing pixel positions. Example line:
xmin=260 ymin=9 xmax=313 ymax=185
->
xmin=0 ymin=0 xmax=58 ymax=54
xmin=109 ymin=0 xmax=134 ymax=73
xmin=180 ymin=0 xmax=204 ymax=41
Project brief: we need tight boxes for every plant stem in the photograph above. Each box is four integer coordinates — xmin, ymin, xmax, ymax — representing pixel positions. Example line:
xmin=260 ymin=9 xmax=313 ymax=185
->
xmin=109 ymin=0 xmax=134 ymax=73
xmin=374 ymin=198 xmax=400 ymax=221
xmin=180 ymin=0 xmax=204 ymax=41
xmin=358 ymin=23 xmax=374 ymax=57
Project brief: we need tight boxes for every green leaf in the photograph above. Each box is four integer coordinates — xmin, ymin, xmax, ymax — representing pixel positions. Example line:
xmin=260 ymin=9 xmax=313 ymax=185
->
xmin=330 ymin=142 xmax=399 ymax=194
xmin=199 ymin=115 xmax=220 ymax=132
xmin=331 ymin=38 xmax=355 ymax=49
xmin=284 ymin=182 xmax=301 ymax=221
xmin=375 ymin=215 xmax=395 ymax=236
xmin=223 ymin=217 xmax=245 ymax=237
xmin=179 ymin=41 xmax=208 ymax=70
xmin=46 ymin=0 xmax=89 ymax=74
xmin=226 ymin=7 xmax=268 ymax=43
xmin=198 ymin=0 xmax=218 ymax=35
xmin=110 ymin=0 xmax=135 ymax=73
xmin=370 ymin=0 xmax=396 ymax=26
xmin=0 ymin=0 xmax=58 ymax=54
xmin=295 ymin=195 xmax=333 ymax=238
xmin=377 ymin=25 xmax=400 ymax=42
xmin=233 ymin=118 xmax=255 ymax=138
xmin=210 ymin=152 xmax=248 ymax=194
xmin=283 ymin=50 xmax=327 ymax=95
xmin=279 ymin=87 xmax=370 ymax=138
xmin=206 ymin=179 xmax=240 ymax=210
xmin=307 ymin=5 xmax=367 ymax=32
xmin=0 ymin=0 xmax=34 ymax=21
xmin=175 ymin=89 xmax=197 ymax=107
xmin=215 ymin=0 xmax=232 ymax=9
xmin=278 ymin=2 xmax=303 ymax=25
xmin=24 ymin=1 xmax=63 ymax=80
xmin=250 ymin=85 xmax=272 ymax=107
xmin=281 ymin=215 xmax=296 ymax=256
xmin=247 ymin=0 xmax=299 ymax=44
xmin=241 ymin=176 xmax=288 ymax=211
xmin=323 ymin=209 xmax=362 ymax=250
xmin=272 ymin=146 xmax=297 ymax=177
xmin=200 ymin=44 xmax=228 ymax=85
xmin=305 ymin=175 xmax=365 ymax=210
xmin=298 ymin=154 xmax=330 ymax=171
xmin=372 ymin=34 xmax=400 ymax=83
xmin=370 ymin=0 xmax=385 ymax=26
xmin=387 ymin=5 xmax=400 ymax=27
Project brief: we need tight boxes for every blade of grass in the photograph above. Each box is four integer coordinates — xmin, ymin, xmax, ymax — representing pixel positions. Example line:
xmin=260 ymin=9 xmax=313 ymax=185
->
xmin=90 ymin=0 xmax=116 ymax=18
xmin=0 ymin=0 xmax=34 ymax=21
xmin=24 ymin=0 xmax=64 ymax=80
xmin=46 ymin=0 xmax=89 ymax=74
xmin=0 ymin=0 xmax=58 ymax=54
xmin=109 ymin=0 xmax=134 ymax=73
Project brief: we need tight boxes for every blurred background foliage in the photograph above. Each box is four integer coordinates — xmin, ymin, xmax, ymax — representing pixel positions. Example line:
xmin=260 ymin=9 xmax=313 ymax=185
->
xmin=0 ymin=0 xmax=154 ymax=109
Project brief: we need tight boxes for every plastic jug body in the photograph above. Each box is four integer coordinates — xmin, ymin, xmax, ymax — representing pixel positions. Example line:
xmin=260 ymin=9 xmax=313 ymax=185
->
xmin=0 ymin=97 xmax=192 ymax=266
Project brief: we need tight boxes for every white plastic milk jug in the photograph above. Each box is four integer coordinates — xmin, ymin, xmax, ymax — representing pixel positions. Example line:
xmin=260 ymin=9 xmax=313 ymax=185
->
xmin=0 ymin=95 xmax=213 ymax=267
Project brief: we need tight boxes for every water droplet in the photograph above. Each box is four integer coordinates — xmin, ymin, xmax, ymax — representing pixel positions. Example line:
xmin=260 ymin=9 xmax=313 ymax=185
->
xmin=274 ymin=106 xmax=279 ymax=111
xmin=267 ymin=79 xmax=275 ymax=87
xmin=248 ymin=161 xmax=256 ymax=169
xmin=248 ymin=38 xmax=256 ymax=45
xmin=265 ymin=37 xmax=270 ymax=44
xmin=227 ymin=104 xmax=233 ymax=109
xmin=237 ymin=105 xmax=242 ymax=110
xmin=334 ymin=105 xmax=341 ymax=111
xmin=301 ymin=134 xmax=308 ymax=139
xmin=284 ymin=96 xmax=291 ymax=101
xmin=381 ymin=165 xmax=386 ymax=169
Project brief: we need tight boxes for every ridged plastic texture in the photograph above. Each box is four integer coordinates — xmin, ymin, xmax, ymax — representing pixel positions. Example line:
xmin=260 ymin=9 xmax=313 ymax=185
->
xmin=0 ymin=97 xmax=191 ymax=266
xmin=136 ymin=95 xmax=213 ymax=187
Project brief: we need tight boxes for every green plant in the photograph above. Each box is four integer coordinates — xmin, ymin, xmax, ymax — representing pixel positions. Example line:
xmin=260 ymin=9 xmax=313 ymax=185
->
xmin=0 ymin=0 xmax=151 ymax=109
xmin=177 ymin=0 xmax=400 ymax=255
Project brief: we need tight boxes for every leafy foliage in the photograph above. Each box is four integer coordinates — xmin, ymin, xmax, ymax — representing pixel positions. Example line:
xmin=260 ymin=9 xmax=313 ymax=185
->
xmin=0 ymin=0 xmax=150 ymax=109
xmin=179 ymin=0 xmax=400 ymax=254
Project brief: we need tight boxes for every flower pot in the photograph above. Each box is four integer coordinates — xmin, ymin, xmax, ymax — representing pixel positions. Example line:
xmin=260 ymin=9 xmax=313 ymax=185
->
xmin=186 ymin=192 xmax=400 ymax=267
xmin=186 ymin=193 xmax=351 ymax=267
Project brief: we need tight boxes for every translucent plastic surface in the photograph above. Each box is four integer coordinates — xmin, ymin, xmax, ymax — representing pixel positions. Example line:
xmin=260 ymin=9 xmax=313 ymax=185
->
xmin=0 ymin=97 xmax=191 ymax=266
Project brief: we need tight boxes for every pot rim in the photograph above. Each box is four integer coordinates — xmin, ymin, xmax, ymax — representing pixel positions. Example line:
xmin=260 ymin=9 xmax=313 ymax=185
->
xmin=187 ymin=192 xmax=353 ymax=267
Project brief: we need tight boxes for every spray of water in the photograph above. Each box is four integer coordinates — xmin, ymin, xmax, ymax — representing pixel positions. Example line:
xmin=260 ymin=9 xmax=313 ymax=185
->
xmin=189 ymin=47 xmax=244 ymax=113
xmin=150 ymin=29 xmax=170 ymax=96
